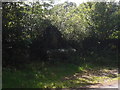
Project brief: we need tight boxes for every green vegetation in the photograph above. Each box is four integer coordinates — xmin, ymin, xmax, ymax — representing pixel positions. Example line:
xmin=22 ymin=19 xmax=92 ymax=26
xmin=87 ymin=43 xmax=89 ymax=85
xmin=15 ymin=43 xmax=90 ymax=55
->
xmin=2 ymin=0 xmax=119 ymax=88
xmin=3 ymin=55 xmax=118 ymax=88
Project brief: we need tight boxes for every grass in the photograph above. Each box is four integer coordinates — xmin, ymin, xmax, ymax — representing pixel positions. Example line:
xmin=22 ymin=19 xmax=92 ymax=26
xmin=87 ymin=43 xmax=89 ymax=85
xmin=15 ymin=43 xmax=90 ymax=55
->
xmin=2 ymin=55 xmax=119 ymax=88
xmin=3 ymin=62 xmax=80 ymax=88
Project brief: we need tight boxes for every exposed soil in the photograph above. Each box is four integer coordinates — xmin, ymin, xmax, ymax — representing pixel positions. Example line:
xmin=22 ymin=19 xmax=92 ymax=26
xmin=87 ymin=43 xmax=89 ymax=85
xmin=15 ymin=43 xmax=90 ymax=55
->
xmin=88 ymin=79 xmax=118 ymax=88
xmin=63 ymin=68 xmax=119 ymax=88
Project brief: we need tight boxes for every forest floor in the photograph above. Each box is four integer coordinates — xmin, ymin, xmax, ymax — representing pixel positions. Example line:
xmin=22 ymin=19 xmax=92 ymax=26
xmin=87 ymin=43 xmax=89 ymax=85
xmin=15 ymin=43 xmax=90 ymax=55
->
xmin=61 ymin=67 xmax=119 ymax=88
xmin=3 ymin=60 xmax=119 ymax=88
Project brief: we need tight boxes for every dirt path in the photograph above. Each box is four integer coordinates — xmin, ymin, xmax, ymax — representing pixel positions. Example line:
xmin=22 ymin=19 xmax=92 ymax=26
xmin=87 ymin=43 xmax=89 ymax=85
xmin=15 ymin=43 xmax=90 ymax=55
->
xmin=100 ymin=82 xmax=118 ymax=88
xmin=62 ymin=68 xmax=119 ymax=88
xmin=89 ymin=79 xmax=118 ymax=88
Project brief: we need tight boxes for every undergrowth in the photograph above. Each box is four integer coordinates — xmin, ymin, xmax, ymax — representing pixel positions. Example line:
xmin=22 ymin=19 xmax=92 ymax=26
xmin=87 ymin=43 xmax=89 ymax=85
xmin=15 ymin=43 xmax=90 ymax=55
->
xmin=2 ymin=55 xmax=118 ymax=88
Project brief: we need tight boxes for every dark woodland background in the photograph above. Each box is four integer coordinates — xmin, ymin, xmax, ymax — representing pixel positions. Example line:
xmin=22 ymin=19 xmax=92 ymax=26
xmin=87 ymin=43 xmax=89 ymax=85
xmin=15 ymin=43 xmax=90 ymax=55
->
xmin=2 ymin=1 xmax=120 ymax=88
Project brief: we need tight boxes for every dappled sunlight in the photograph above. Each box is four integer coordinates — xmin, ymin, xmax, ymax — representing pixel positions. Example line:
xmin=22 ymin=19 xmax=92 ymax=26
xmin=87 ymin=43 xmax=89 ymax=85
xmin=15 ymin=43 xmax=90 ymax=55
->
xmin=2 ymin=1 xmax=119 ymax=88
xmin=3 ymin=61 xmax=119 ymax=88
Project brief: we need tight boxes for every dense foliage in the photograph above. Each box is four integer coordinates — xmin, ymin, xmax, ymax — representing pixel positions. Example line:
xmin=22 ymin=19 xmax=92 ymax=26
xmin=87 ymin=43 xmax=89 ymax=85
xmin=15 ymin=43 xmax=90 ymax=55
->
xmin=2 ymin=1 xmax=120 ymax=67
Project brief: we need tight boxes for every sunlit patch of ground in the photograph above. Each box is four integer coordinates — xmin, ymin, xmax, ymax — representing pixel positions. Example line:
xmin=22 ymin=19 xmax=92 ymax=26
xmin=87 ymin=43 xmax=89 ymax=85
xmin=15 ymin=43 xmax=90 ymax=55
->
xmin=2 ymin=61 xmax=119 ymax=88
xmin=89 ymin=79 xmax=118 ymax=88
xmin=62 ymin=67 xmax=119 ymax=88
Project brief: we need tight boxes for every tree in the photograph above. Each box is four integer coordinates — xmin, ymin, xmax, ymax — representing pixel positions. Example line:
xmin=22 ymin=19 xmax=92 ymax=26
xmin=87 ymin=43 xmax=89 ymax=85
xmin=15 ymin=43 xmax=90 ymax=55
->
xmin=2 ymin=2 xmax=53 ymax=66
xmin=2 ymin=2 xmax=29 ymax=66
